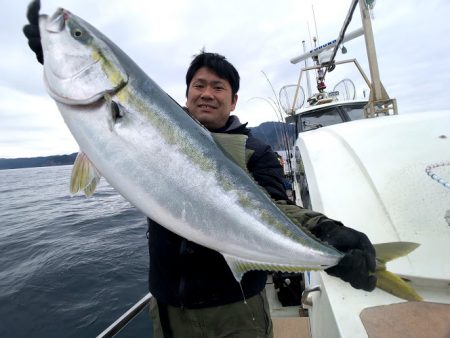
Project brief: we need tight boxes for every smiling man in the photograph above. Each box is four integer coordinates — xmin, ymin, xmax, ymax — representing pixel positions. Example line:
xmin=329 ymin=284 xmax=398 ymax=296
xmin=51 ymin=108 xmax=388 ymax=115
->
xmin=145 ymin=52 xmax=377 ymax=338
xmin=185 ymin=65 xmax=238 ymax=130
xmin=147 ymin=52 xmax=282 ymax=338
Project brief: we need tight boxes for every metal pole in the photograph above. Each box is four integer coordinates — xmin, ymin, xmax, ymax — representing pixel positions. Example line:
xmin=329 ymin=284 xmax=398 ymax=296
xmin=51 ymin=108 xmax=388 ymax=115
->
xmin=358 ymin=0 xmax=384 ymax=101
xmin=96 ymin=293 xmax=153 ymax=338
xmin=290 ymin=69 xmax=304 ymax=114
xmin=326 ymin=0 xmax=359 ymax=71
xmin=302 ymin=41 xmax=312 ymax=98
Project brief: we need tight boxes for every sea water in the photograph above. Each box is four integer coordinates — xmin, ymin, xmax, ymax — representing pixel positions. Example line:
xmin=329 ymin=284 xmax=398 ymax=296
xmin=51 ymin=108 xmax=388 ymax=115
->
xmin=0 ymin=165 xmax=152 ymax=337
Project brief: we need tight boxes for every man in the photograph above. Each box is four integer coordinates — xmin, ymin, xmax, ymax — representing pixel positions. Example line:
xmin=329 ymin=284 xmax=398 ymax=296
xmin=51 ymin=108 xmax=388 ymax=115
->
xmin=24 ymin=4 xmax=376 ymax=337
xmin=146 ymin=52 xmax=376 ymax=338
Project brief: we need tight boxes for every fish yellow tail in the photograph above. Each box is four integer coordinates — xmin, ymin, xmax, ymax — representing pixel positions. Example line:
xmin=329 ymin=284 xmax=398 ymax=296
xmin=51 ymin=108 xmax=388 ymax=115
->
xmin=373 ymin=242 xmax=423 ymax=301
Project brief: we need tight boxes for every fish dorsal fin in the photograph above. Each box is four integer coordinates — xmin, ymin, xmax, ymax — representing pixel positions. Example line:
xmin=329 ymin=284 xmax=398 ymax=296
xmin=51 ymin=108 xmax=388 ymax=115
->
xmin=211 ymin=133 xmax=248 ymax=171
xmin=70 ymin=152 xmax=102 ymax=197
xmin=374 ymin=242 xmax=420 ymax=264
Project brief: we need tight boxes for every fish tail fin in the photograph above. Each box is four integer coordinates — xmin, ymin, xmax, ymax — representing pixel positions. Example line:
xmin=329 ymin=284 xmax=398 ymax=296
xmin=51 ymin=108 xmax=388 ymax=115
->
xmin=374 ymin=242 xmax=423 ymax=301
xmin=375 ymin=269 xmax=423 ymax=302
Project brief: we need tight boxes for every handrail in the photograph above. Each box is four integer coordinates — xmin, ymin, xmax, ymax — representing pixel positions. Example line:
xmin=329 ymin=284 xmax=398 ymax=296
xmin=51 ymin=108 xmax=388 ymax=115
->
xmin=96 ymin=292 xmax=153 ymax=338
xmin=301 ymin=285 xmax=321 ymax=308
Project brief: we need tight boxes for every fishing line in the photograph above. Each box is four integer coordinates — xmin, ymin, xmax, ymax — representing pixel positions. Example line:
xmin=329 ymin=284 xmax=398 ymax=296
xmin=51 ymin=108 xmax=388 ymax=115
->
xmin=238 ymin=281 xmax=248 ymax=305
xmin=259 ymin=72 xmax=295 ymax=176
xmin=237 ymin=281 xmax=259 ymax=334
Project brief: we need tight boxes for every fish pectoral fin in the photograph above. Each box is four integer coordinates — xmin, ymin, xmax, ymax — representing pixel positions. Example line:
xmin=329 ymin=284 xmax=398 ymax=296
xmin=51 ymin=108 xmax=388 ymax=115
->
xmin=70 ymin=152 xmax=102 ymax=197
xmin=211 ymin=133 xmax=248 ymax=171
xmin=105 ymin=94 xmax=127 ymax=127
xmin=222 ymin=253 xmax=313 ymax=283
xmin=374 ymin=242 xmax=423 ymax=301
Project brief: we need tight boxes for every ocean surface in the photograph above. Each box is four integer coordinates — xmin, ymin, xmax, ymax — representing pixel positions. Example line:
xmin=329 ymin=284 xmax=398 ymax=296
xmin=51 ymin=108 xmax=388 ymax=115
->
xmin=0 ymin=165 xmax=152 ymax=337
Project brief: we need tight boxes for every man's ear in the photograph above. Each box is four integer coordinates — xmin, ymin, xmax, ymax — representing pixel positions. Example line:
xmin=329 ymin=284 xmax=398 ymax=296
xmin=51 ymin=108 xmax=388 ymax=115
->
xmin=230 ymin=94 xmax=238 ymax=112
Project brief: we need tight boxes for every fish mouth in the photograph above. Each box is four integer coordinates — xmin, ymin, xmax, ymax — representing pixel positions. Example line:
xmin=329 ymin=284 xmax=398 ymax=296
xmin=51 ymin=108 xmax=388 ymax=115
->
xmin=45 ymin=8 xmax=68 ymax=33
xmin=38 ymin=6 xmax=128 ymax=105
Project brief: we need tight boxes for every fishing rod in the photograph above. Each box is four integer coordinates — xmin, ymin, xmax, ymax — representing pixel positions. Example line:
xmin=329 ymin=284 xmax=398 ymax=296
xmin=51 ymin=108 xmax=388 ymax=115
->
xmin=263 ymin=73 xmax=295 ymax=178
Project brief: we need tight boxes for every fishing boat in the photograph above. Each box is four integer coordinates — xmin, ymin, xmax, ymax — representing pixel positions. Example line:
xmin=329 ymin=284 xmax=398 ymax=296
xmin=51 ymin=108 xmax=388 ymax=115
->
xmin=96 ymin=1 xmax=450 ymax=337
xmin=267 ymin=0 xmax=450 ymax=337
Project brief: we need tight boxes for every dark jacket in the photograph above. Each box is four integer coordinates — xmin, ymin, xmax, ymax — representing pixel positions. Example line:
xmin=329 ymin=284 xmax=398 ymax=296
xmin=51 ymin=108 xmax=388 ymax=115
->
xmin=147 ymin=116 xmax=289 ymax=308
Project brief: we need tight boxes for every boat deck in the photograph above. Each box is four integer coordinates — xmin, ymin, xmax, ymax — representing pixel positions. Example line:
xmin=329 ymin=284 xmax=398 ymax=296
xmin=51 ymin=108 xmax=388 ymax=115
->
xmin=266 ymin=275 xmax=310 ymax=338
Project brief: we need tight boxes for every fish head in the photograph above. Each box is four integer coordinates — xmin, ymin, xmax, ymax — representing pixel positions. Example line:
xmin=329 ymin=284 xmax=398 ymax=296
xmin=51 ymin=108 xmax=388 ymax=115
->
xmin=39 ymin=8 xmax=128 ymax=105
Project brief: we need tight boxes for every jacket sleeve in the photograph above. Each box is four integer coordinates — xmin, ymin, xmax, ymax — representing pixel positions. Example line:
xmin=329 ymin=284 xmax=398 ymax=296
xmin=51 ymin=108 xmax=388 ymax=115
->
xmin=274 ymin=199 xmax=338 ymax=231
xmin=246 ymin=135 xmax=289 ymax=201
xmin=245 ymin=133 xmax=336 ymax=230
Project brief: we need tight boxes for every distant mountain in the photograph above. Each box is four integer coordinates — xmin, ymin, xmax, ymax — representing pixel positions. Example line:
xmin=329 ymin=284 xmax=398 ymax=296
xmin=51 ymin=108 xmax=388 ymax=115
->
xmin=250 ymin=122 xmax=296 ymax=151
xmin=0 ymin=153 xmax=77 ymax=170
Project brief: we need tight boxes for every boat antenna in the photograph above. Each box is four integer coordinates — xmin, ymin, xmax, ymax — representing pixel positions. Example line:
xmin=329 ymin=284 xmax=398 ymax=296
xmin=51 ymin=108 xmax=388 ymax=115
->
xmin=307 ymin=22 xmax=313 ymax=51
xmin=311 ymin=3 xmax=321 ymax=82
xmin=302 ymin=40 xmax=313 ymax=98
xmin=312 ymin=4 xmax=320 ymax=45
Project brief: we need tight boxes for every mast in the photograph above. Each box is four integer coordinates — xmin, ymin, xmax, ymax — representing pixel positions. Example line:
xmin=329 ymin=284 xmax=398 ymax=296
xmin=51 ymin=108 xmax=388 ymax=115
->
xmin=358 ymin=0 xmax=398 ymax=117
xmin=289 ymin=0 xmax=398 ymax=118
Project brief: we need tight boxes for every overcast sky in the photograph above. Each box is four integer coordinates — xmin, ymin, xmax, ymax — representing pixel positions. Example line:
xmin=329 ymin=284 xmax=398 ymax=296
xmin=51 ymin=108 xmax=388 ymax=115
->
xmin=1 ymin=0 xmax=449 ymax=158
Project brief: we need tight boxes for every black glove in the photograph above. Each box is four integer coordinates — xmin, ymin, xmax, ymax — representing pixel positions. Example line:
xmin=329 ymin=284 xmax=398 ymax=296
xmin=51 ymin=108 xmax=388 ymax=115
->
xmin=312 ymin=220 xmax=377 ymax=291
xmin=23 ymin=0 xmax=43 ymax=64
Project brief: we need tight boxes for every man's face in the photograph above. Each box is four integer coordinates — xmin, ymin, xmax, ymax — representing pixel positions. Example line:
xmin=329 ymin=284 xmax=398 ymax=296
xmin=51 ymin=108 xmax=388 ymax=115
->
xmin=186 ymin=67 xmax=238 ymax=130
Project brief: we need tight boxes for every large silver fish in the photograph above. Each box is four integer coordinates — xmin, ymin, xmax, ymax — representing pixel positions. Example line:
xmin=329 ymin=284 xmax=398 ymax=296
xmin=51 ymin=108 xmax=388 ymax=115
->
xmin=37 ymin=7 xmax=421 ymax=301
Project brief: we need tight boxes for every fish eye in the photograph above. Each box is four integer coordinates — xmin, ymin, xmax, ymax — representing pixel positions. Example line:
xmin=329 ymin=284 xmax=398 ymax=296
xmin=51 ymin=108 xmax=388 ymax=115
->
xmin=73 ymin=29 xmax=83 ymax=38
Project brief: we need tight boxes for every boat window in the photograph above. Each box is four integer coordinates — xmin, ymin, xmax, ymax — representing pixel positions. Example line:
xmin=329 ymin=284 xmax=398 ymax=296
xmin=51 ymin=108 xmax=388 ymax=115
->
xmin=343 ymin=105 xmax=365 ymax=121
xmin=300 ymin=108 xmax=343 ymax=131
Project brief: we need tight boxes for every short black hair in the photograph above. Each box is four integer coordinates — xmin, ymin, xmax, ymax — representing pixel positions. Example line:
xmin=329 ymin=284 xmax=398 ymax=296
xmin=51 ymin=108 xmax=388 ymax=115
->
xmin=185 ymin=52 xmax=240 ymax=99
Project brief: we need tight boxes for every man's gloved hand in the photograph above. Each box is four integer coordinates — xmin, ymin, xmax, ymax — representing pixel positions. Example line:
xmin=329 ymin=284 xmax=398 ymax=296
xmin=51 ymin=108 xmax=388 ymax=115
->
xmin=312 ymin=220 xmax=377 ymax=291
xmin=23 ymin=0 xmax=43 ymax=64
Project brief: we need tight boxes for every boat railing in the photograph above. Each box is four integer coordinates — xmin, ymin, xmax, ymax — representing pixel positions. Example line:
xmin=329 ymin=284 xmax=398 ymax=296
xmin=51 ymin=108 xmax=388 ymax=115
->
xmin=96 ymin=292 xmax=153 ymax=338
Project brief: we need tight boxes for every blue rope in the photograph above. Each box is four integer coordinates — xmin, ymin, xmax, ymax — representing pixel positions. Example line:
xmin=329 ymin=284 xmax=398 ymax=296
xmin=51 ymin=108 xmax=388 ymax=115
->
xmin=425 ymin=162 xmax=450 ymax=189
